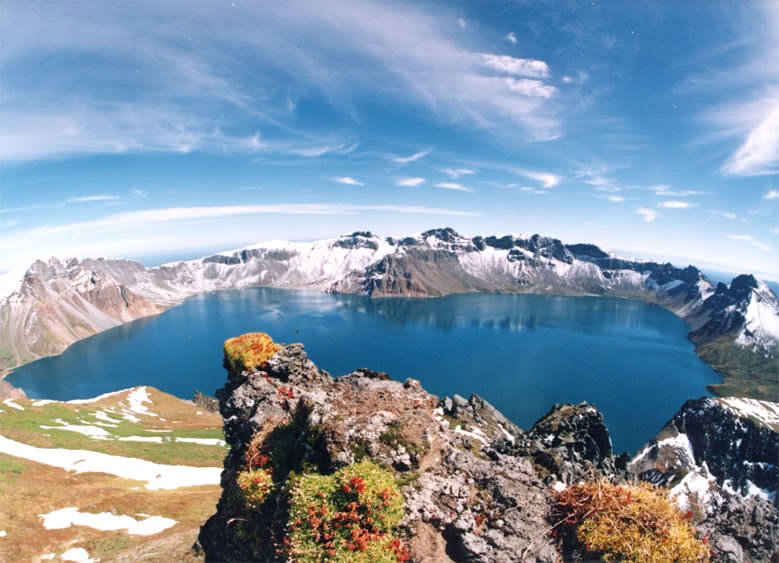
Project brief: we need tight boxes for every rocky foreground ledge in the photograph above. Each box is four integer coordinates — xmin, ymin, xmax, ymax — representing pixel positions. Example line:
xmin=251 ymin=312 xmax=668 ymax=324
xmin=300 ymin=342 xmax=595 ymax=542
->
xmin=198 ymin=335 xmax=778 ymax=562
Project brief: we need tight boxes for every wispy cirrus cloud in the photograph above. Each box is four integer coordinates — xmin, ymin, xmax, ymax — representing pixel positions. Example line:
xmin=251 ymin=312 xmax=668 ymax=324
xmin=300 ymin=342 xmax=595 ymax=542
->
xmin=331 ymin=176 xmax=364 ymax=186
xmin=441 ymin=167 xmax=475 ymax=178
xmin=764 ymin=189 xmax=779 ymax=200
xmin=512 ymin=168 xmax=560 ymax=188
xmin=0 ymin=1 xmax=564 ymax=163
xmin=689 ymin=3 xmax=779 ymax=176
xmin=388 ymin=149 xmax=431 ymax=165
xmin=505 ymin=32 xmax=517 ymax=45
xmin=434 ymin=182 xmax=473 ymax=193
xmin=715 ymin=94 xmax=779 ymax=177
xmin=653 ymin=186 xmax=704 ymax=197
xmin=66 ymin=194 xmax=122 ymax=203
xmin=575 ymin=166 xmax=620 ymax=192
xmin=396 ymin=177 xmax=426 ymax=187
xmin=727 ymin=234 xmax=772 ymax=252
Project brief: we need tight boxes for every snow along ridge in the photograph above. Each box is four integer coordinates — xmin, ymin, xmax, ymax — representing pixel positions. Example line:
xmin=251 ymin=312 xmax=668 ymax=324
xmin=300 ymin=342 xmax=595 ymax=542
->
xmin=1 ymin=228 xmax=776 ymax=380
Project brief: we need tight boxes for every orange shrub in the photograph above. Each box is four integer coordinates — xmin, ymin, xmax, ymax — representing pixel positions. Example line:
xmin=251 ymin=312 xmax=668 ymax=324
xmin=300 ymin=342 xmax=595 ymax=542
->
xmin=224 ymin=332 xmax=280 ymax=373
xmin=553 ymin=481 xmax=709 ymax=562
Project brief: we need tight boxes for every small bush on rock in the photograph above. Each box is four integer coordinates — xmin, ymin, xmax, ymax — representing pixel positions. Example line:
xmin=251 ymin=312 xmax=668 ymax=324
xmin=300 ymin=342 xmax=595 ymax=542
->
xmin=553 ymin=480 xmax=709 ymax=562
xmin=224 ymin=332 xmax=280 ymax=373
xmin=236 ymin=468 xmax=274 ymax=508
xmin=286 ymin=460 xmax=409 ymax=562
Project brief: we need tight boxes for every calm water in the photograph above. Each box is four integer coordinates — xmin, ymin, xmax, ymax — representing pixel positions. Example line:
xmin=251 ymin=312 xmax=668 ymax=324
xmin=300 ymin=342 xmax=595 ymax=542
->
xmin=7 ymin=289 xmax=721 ymax=453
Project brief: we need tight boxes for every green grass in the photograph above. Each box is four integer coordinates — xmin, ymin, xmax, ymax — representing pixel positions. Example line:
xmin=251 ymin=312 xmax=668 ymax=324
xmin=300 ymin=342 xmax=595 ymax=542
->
xmin=698 ymin=337 xmax=779 ymax=401
xmin=0 ymin=403 xmax=225 ymax=466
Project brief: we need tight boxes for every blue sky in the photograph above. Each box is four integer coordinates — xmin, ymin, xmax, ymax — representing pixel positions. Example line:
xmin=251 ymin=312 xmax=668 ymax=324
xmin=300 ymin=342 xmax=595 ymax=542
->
xmin=1 ymin=1 xmax=778 ymax=279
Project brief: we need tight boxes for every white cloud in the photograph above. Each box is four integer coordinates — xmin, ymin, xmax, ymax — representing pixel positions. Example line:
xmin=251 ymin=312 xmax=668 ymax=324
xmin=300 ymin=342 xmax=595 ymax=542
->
xmin=396 ymin=177 xmax=426 ymax=187
xmin=576 ymin=167 xmax=618 ymax=191
xmin=513 ymin=168 xmax=560 ymax=188
xmin=0 ymin=1 xmax=564 ymax=162
xmin=689 ymin=3 xmax=779 ymax=178
xmin=434 ymin=182 xmax=473 ymax=192
xmin=441 ymin=167 xmax=475 ymax=178
xmin=720 ymin=98 xmax=779 ymax=176
xmin=332 ymin=176 xmax=364 ymax=186
xmin=771 ymin=227 xmax=779 ymax=235
xmin=518 ymin=186 xmax=548 ymax=195
xmin=764 ymin=189 xmax=779 ymax=200
xmin=66 ymin=194 xmax=121 ymax=203
xmin=727 ymin=234 xmax=772 ymax=252
xmin=505 ymin=32 xmax=517 ymax=45
xmin=481 ymin=54 xmax=549 ymax=78
xmin=129 ymin=189 xmax=148 ymax=198
xmin=658 ymin=200 xmax=692 ymax=209
xmin=637 ymin=208 xmax=657 ymax=223
xmin=605 ymin=195 xmax=625 ymax=203
xmin=389 ymin=149 xmax=431 ymax=165
xmin=504 ymin=78 xmax=556 ymax=99
xmin=457 ymin=18 xmax=467 ymax=29
xmin=654 ymin=186 xmax=704 ymax=197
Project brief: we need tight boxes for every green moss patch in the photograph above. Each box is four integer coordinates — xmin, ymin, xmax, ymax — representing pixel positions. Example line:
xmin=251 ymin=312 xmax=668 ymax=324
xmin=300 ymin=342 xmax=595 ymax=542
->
xmin=286 ymin=460 xmax=409 ymax=562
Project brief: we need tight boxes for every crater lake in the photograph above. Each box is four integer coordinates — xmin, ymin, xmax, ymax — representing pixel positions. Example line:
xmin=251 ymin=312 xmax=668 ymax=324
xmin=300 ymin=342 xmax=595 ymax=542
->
xmin=6 ymin=288 xmax=721 ymax=453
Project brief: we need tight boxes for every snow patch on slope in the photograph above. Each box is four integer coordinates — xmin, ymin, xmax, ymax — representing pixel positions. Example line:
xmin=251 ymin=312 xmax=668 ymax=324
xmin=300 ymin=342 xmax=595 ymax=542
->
xmin=717 ymin=397 xmax=779 ymax=430
xmin=0 ymin=435 xmax=221 ymax=490
xmin=40 ymin=507 xmax=177 ymax=536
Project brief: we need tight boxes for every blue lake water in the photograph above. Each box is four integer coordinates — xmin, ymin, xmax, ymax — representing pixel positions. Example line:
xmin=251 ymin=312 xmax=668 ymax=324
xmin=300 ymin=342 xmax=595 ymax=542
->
xmin=7 ymin=289 xmax=721 ymax=453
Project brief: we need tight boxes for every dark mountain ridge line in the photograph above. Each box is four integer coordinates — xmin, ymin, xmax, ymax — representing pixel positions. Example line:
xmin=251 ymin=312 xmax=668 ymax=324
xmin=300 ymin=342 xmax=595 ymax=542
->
xmin=1 ymin=228 xmax=776 ymax=399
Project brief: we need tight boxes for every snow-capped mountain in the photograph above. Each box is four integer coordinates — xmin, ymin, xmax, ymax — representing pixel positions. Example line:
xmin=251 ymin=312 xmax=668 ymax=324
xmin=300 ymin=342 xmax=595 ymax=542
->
xmin=1 ymin=228 xmax=777 ymax=397
xmin=630 ymin=396 xmax=778 ymax=514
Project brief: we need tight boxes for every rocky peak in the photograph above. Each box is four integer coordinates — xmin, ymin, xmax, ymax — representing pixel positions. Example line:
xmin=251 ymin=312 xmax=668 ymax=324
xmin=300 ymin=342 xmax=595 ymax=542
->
xmin=565 ymin=243 xmax=610 ymax=260
xmin=420 ymin=227 xmax=461 ymax=242
xmin=629 ymin=396 xmax=779 ymax=561
xmin=198 ymin=336 xmax=777 ymax=561
xmin=730 ymin=274 xmax=759 ymax=294
xmin=497 ymin=402 xmax=622 ymax=485
xmin=515 ymin=234 xmax=574 ymax=264
xmin=332 ymin=231 xmax=381 ymax=250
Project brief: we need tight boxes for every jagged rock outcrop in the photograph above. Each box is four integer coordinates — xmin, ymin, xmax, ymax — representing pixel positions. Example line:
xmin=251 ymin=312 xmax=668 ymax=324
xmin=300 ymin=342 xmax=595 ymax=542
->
xmin=497 ymin=402 xmax=625 ymax=485
xmin=630 ymin=397 xmax=779 ymax=561
xmin=199 ymin=342 xmax=568 ymax=562
xmin=199 ymin=339 xmax=778 ymax=561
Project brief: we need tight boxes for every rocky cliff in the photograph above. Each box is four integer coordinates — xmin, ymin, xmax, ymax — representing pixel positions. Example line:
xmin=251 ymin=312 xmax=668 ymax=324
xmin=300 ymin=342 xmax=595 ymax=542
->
xmin=2 ymin=228 xmax=777 ymax=399
xmin=198 ymin=336 xmax=779 ymax=562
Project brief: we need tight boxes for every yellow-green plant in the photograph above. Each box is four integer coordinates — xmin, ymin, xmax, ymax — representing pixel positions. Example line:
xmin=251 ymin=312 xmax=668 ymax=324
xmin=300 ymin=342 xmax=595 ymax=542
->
xmin=554 ymin=480 xmax=709 ymax=562
xmin=224 ymin=332 xmax=280 ymax=373
xmin=237 ymin=468 xmax=274 ymax=508
xmin=286 ymin=460 xmax=409 ymax=562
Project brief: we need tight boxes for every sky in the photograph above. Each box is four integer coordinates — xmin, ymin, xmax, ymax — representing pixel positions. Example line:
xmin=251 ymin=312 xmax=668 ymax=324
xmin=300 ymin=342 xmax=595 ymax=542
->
xmin=1 ymin=1 xmax=778 ymax=280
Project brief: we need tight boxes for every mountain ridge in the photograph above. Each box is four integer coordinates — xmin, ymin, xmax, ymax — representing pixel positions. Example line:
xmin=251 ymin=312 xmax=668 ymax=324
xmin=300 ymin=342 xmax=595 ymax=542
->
xmin=1 ymin=228 xmax=777 ymax=398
